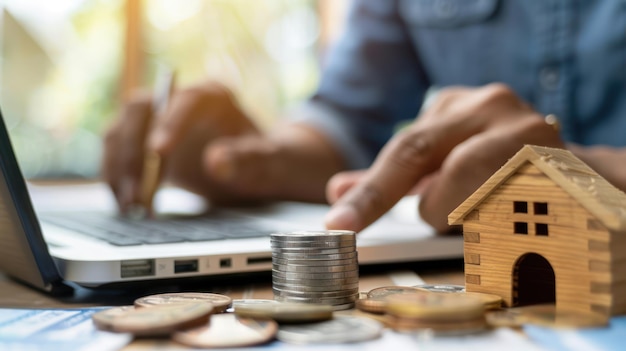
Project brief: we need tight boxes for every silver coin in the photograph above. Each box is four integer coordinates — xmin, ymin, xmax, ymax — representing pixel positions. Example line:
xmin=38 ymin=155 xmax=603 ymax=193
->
xmin=272 ymin=264 xmax=357 ymax=274
xmin=271 ymin=241 xmax=355 ymax=249
xmin=234 ymin=302 xmax=334 ymax=323
xmin=367 ymin=286 xmax=421 ymax=299
xmin=92 ymin=303 xmax=213 ymax=336
xmin=272 ymin=276 xmax=360 ymax=287
xmin=413 ymin=284 xmax=466 ymax=293
xmin=329 ymin=303 xmax=355 ymax=311
xmin=228 ymin=299 xmax=279 ymax=313
xmin=272 ymin=252 xmax=358 ymax=260
xmin=277 ymin=316 xmax=383 ymax=344
xmin=271 ymin=230 xmax=355 ymax=240
xmin=270 ymin=238 xmax=355 ymax=245
xmin=173 ymin=313 xmax=277 ymax=348
xmin=273 ymin=287 xmax=359 ymax=299
xmin=272 ymin=282 xmax=360 ymax=293
xmin=272 ymin=269 xmax=359 ymax=280
xmin=274 ymin=294 xmax=358 ymax=305
xmin=271 ymin=236 xmax=352 ymax=241
xmin=232 ymin=299 xmax=280 ymax=307
xmin=134 ymin=292 xmax=232 ymax=313
xmin=272 ymin=257 xmax=358 ymax=266
xmin=273 ymin=285 xmax=359 ymax=295
xmin=272 ymin=247 xmax=356 ymax=255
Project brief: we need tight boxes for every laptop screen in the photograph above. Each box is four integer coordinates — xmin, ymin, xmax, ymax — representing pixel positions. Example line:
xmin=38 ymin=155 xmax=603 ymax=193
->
xmin=0 ymin=107 xmax=72 ymax=294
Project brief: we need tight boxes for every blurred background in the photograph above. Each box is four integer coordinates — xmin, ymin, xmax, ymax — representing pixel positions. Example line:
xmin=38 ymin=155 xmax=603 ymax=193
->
xmin=0 ymin=0 xmax=350 ymax=179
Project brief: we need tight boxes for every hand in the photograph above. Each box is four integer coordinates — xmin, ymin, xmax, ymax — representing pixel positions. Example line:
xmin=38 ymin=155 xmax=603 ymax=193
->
xmin=102 ymin=81 xmax=259 ymax=213
xmin=324 ymin=84 xmax=566 ymax=232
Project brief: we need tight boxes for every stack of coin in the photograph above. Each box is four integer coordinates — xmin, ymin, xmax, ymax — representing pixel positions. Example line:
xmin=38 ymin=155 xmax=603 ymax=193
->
xmin=271 ymin=230 xmax=359 ymax=310
xmin=385 ymin=291 xmax=486 ymax=335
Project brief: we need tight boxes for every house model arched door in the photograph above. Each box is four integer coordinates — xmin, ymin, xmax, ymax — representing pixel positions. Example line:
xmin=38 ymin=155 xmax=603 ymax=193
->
xmin=512 ymin=253 xmax=556 ymax=306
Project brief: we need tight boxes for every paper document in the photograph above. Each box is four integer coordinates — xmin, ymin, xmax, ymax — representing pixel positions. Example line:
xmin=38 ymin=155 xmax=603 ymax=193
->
xmin=0 ymin=307 xmax=131 ymax=351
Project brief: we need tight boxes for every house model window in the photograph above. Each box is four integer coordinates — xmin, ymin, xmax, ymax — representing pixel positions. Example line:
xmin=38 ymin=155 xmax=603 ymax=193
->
xmin=512 ymin=201 xmax=550 ymax=236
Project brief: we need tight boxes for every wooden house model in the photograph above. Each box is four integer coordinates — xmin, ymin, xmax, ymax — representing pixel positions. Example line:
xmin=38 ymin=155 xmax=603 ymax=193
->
xmin=448 ymin=145 xmax=626 ymax=316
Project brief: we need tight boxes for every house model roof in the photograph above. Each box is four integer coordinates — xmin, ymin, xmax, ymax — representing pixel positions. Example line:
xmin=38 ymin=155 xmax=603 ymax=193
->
xmin=448 ymin=145 xmax=626 ymax=231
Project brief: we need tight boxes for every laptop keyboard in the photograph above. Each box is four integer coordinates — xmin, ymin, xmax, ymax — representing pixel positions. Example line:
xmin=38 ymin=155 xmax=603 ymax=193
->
xmin=39 ymin=211 xmax=275 ymax=246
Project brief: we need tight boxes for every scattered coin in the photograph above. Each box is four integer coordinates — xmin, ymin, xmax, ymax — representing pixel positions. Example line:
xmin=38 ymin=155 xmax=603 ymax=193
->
xmin=385 ymin=292 xmax=486 ymax=334
xmin=173 ymin=313 xmax=277 ymax=348
xmin=386 ymin=292 xmax=484 ymax=321
xmin=367 ymin=286 xmax=421 ymax=300
xmin=355 ymin=297 xmax=388 ymax=314
xmin=234 ymin=301 xmax=333 ymax=323
xmin=414 ymin=284 xmax=502 ymax=310
xmin=277 ymin=316 xmax=383 ymax=344
xmin=92 ymin=303 xmax=213 ymax=336
xmin=232 ymin=299 xmax=280 ymax=308
xmin=228 ymin=299 xmax=279 ymax=313
xmin=134 ymin=292 xmax=232 ymax=313
xmin=388 ymin=314 xmax=486 ymax=336
xmin=413 ymin=284 xmax=465 ymax=293
xmin=486 ymin=304 xmax=609 ymax=328
xmin=462 ymin=292 xmax=503 ymax=310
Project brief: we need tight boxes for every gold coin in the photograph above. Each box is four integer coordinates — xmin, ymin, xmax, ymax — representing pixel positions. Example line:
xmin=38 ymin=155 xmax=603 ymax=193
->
xmin=414 ymin=285 xmax=502 ymax=310
xmin=463 ymin=292 xmax=502 ymax=310
xmin=486 ymin=304 xmax=609 ymax=328
xmin=135 ymin=292 xmax=232 ymax=313
xmin=386 ymin=292 xmax=484 ymax=321
xmin=234 ymin=301 xmax=333 ymax=323
xmin=355 ymin=297 xmax=387 ymax=314
xmin=173 ymin=313 xmax=277 ymax=348
xmin=92 ymin=303 xmax=213 ymax=336
xmin=389 ymin=314 xmax=486 ymax=335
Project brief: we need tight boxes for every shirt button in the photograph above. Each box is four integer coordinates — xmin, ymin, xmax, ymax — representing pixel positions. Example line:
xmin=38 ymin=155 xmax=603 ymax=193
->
xmin=540 ymin=68 xmax=560 ymax=90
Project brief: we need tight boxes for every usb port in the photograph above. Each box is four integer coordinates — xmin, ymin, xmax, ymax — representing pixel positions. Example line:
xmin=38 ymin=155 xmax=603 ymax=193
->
xmin=247 ymin=256 xmax=272 ymax=265
xmin=121 ymin=259 xmax=155 ymax=278
xmin=174 ymin=259 xmax=199 ymax=274
xmin=220 ymin=258 xmax=232 ymax=268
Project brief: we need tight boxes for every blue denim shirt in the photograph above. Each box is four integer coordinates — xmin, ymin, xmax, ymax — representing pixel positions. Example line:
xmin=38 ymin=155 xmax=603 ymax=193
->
xmin=299 ymin=0 xmax=626 ymax=169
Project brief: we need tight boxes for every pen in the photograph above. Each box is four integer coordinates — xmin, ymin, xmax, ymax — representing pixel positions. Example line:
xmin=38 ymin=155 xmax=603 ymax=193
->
xmin=139 ymin=66 xmax=175 ymax=217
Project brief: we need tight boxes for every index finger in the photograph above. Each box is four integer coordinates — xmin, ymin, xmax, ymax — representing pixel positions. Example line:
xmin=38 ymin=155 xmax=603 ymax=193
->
xmin=324 ymin=120 xmax=474 ymax=233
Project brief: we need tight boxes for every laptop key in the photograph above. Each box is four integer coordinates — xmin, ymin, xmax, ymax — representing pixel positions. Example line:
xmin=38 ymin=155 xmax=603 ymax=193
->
xmin=222 ymin=228 xmax=273 ymax=239
xmin=139 ymin=234 xmax=186 ymax=244
xmin=105 ymin=234 xmax=144 ymax=246
xmin=174 ymin=230 xmax=226 ymax=242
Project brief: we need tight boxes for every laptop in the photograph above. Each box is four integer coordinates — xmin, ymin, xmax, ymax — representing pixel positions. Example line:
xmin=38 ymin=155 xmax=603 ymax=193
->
xmin=0 ymin=108 xmax=463 ymax=294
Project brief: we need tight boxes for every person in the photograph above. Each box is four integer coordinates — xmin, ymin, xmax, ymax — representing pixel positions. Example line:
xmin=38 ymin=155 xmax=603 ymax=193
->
xmin=103 ymin=0 xmax=626 ymax=234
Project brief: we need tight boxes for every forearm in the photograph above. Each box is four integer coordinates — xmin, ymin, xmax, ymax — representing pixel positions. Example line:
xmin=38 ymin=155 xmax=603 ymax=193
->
xmin=568 ymin=143 xmax=626 ymax=191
